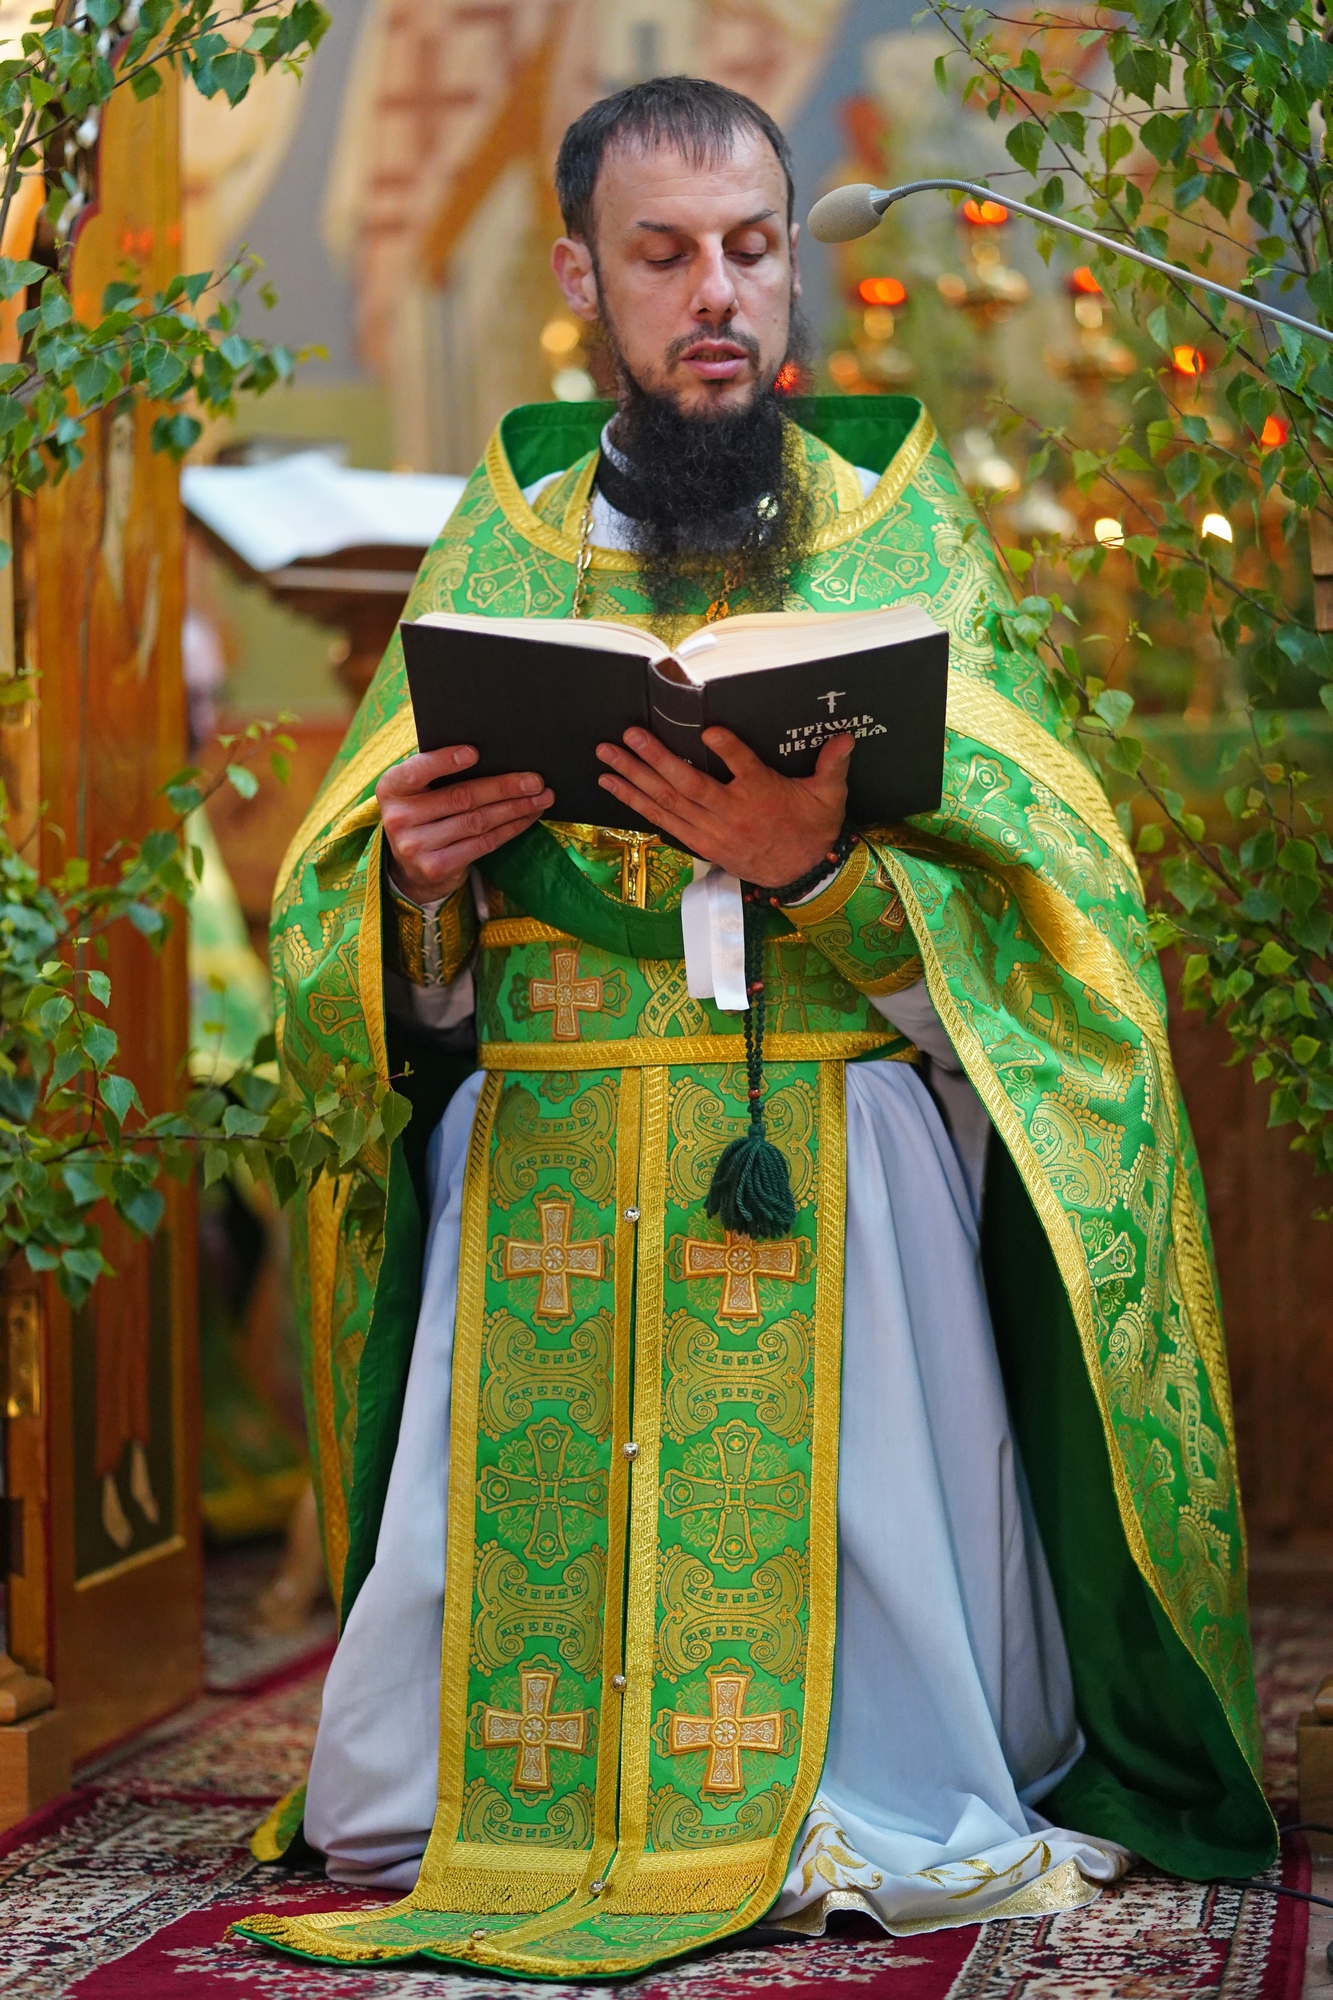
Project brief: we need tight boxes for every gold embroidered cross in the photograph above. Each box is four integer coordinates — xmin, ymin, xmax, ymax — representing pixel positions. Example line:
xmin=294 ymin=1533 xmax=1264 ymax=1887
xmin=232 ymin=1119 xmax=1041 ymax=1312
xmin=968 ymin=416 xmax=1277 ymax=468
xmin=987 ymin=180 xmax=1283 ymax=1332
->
xmin=480 ymin=1662 xmax=591 ymax=1795
xmin=478 ymin=1418 xmax=607 ymax=1567
xmin=661 ymin=1419 xmax=806 ymax=1571
xmin=529 ymin=946 xmax=603 ymax=1040
xmin=680 ymin=1229 xmax=801 ymax=1325
xmin=499 ymin=1194 xmax=606 ymax=1325
xmin=665 ymin=1664 xmax=784 ymax=1796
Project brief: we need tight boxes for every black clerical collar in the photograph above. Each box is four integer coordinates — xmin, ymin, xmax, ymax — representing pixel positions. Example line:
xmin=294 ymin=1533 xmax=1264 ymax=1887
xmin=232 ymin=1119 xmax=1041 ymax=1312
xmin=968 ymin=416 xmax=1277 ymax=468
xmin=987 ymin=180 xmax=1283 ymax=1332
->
xmin=593 ymin=446 xmax=653 ymax=521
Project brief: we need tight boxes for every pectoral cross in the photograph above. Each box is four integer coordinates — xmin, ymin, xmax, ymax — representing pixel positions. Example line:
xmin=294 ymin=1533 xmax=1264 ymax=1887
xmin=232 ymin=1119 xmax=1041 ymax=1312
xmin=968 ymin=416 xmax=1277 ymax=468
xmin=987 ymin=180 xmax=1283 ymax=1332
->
xmin=679 ymin=1228 xmax=801 ymax=1325
xmin=480 ymin=1662 xmax=592 ymax=1796
xmin=664 ymin=1664 xmax=785 ymax=1796
xmin=499 ymin=1194 xmax=607 ymax=1325
xmin=661 ymin=1419 xmax=807 ymax=1570
xmin=603 ymin=830 xmax=660 ymax=909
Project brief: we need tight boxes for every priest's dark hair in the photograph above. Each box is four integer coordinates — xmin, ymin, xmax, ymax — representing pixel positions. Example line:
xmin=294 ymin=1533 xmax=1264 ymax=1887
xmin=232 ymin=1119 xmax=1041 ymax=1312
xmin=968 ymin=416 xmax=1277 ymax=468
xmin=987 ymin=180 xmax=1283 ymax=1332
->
xmin=554 ymin=76 xmax=795 ymax=243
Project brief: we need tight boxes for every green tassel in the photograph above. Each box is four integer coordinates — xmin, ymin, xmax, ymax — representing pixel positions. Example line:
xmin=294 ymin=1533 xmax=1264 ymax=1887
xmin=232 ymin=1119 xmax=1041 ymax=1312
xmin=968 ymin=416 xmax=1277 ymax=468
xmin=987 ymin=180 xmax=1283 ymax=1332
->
xmin=703 ymin=882 xmax=796 ymax=1240
xmin=706 ymin=1121 xmax=796 ymax=1239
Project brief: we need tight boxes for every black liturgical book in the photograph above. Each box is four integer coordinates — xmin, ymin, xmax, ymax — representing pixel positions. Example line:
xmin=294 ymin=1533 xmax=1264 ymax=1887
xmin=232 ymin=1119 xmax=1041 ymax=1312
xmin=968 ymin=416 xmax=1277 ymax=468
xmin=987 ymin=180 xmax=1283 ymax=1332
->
xmin=401 ymin=605 xmax=949 ymax=838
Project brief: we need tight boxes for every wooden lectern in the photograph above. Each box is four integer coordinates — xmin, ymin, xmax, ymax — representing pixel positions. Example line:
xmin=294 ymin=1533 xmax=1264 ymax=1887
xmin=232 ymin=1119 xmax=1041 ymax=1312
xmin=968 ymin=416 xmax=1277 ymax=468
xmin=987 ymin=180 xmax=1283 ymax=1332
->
xmin=0 ymin=71 xmax=201 ymax=1825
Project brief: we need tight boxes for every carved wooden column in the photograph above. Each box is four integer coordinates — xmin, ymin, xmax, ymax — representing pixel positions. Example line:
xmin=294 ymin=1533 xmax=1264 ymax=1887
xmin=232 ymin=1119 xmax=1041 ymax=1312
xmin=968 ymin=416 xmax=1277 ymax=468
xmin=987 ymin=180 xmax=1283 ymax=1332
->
xmin=0 ymin=69 xmax=201 ymax=1814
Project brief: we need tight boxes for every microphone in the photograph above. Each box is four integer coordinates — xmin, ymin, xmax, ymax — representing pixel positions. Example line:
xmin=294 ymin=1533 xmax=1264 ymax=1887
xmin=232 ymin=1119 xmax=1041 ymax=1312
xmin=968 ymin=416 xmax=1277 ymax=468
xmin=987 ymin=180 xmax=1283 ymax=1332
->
xmin=806 ymin=178 xmax=1333 ymax=349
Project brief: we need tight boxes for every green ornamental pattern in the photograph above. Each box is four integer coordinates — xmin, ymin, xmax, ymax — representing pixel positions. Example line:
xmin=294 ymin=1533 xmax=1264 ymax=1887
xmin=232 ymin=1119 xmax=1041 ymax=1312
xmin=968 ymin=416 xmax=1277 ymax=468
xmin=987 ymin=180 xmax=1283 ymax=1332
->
xmin=245 ymin=396 xmax=1273 ymax=1978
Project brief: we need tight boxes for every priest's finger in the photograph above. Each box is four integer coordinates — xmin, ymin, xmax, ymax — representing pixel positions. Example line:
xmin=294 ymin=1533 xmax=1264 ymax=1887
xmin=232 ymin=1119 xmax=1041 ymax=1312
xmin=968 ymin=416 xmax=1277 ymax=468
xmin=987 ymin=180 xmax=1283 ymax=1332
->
xmin=595 ymin=745 xmax=712 ymax=828
xmin=805 ymin=732 xmax=855 ymax=800
xmin=377 ymin=745 xmax=478 ymax=798
xmin=598 ymin=729 xmax=722 ymax=808
xmin=398 ymin=789 xmax=554 ymax=865
xmin=380 ymin=767 xmax=548 ymax=832
xmin=596 ymin=773 xmax=700 ymax=850
xmin=430 ymin=806 xmax=550 ymax=873
xmin=697 ymin=726 xmax=771 ymax=785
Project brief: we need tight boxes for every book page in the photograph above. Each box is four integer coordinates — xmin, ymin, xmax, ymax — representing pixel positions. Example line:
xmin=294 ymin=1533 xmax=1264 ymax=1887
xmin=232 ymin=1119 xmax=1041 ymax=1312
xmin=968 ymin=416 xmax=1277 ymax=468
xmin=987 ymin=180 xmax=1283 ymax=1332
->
xmin=673 ymin=605 xmax=944 ymax=684
xmin=412 ymin=609 xmax=670 ymax=662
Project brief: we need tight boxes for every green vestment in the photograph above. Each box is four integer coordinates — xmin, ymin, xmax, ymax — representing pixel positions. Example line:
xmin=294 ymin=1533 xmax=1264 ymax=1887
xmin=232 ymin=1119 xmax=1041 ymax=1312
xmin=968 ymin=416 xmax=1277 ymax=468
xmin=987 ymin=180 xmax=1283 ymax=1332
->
xmin=239 ymin=397 xmax=1274 ymax=1978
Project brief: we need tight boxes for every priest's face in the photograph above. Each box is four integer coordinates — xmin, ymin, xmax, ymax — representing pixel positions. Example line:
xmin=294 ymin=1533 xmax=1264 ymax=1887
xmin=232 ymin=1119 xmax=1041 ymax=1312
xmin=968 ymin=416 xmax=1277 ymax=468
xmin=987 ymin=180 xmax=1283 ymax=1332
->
xmin=551 ymin=128 xmax=799 ymax=417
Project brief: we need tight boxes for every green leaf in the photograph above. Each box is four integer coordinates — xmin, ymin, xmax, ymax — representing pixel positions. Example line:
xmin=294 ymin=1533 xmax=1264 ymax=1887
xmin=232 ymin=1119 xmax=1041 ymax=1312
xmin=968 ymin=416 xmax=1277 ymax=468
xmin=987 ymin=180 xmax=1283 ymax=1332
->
xmin=1100 ymin=121 xmax=1134 ymax=168
xmin=99 ymin=1073 xmax=142 ymax=1123
xmin=122 ymin=1185 xmax=164 ymax=1236
xmin=1254 ymin=940 xmax=1297 ymax=976
xmin=150 ymin=411 xmax=202 ymax=459
xmin=130 ymin=65 xmax=163 ymax=101
xmin=1047 ymin=111 xmax=1086 ymax=152
xmin=61 ymin=1162 xmax=102 ymax=1207
xmin=221 ymin=1103 xmax=268 ymax=1137
xmin=1292 ymin=1035 xmax=1321 ymax=1066
xmin=60 ymin=1246 xmax=104 ymax=1284
xmin=85 ymin=969 xmax=111 ymax=1006
xmin=1147 ymin=306 xmax=1172 ymax=352
xmin=80 ymin=1019 xmax=117 ymax=1069
xmin=1141 ymin=111 xmax=1184 ymax=164
xmin=224 ymin=762 xmax=259 ymax=799
xmin=0 ymin=257 xmax=44 ymax=303
xmin=1005 ymin=121 xmax=1045 ymax=176
xmin=1093 ymin=688 xmax=1135 ymax=730
xmin=379 ymin=1087 xmax=413 ymax=1144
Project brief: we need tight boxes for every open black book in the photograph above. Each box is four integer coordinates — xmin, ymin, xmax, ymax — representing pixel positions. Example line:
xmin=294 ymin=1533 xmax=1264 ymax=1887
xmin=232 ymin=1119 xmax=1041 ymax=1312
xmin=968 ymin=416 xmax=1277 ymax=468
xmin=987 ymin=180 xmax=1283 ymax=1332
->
xmin=400 ymin=605 xmax=949 ymax=837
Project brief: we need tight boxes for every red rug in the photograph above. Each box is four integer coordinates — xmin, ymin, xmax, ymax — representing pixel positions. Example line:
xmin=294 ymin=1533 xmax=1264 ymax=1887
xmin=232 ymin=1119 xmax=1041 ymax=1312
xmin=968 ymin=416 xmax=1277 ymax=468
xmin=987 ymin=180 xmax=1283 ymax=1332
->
xmin=0 ymin=1643 xmax=1313 ymax=1998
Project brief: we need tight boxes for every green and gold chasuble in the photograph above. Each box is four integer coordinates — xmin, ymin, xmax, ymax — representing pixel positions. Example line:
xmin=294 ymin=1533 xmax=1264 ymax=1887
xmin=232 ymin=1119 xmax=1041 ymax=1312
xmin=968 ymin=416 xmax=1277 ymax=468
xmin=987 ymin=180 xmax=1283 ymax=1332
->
xmin=240 ymin=397 xmax=1274 ymax=1978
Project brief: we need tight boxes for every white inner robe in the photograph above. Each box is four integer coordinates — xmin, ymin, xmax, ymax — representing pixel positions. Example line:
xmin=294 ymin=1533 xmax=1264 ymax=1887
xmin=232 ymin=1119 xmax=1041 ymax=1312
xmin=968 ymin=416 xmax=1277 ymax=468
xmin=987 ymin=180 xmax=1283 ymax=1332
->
xmin=305 ymin=1051 xmax=1127 ymax=1934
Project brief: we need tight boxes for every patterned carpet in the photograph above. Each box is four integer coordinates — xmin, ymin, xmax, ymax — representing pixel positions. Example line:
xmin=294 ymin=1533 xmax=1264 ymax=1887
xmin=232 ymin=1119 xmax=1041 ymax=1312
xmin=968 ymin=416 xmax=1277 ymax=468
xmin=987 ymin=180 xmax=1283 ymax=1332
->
xmin=0 ymin=1581 xmax=1324 ymax=1998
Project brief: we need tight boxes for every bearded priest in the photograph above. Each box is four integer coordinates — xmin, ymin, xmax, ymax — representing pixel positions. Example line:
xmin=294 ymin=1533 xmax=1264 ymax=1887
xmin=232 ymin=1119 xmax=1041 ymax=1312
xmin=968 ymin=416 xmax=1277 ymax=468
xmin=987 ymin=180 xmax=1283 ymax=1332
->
xmin=240 ymin=76 xmax=1274 ymax=1980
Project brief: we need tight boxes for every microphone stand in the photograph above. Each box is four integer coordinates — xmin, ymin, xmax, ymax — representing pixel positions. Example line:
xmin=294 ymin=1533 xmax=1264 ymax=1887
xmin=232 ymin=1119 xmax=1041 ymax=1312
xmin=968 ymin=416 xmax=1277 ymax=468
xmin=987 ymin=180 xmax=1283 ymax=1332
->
xmin=817 ymin=179 xmax=1333 ymax=350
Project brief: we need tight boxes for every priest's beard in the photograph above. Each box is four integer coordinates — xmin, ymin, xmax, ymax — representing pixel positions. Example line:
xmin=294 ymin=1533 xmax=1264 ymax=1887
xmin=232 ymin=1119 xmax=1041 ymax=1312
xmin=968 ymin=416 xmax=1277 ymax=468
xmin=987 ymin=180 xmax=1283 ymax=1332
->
xmin=601 ymin=314 xmax=814 ymax=619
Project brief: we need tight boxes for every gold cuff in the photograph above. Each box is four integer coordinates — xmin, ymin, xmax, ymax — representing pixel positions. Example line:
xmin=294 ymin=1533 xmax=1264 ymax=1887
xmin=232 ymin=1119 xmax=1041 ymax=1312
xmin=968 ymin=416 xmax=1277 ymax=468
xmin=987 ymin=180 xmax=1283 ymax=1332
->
xmin=385 ymin=877 xmax=477 ymax=988
xmin=780 ymin=837 xmax=874 ymax=925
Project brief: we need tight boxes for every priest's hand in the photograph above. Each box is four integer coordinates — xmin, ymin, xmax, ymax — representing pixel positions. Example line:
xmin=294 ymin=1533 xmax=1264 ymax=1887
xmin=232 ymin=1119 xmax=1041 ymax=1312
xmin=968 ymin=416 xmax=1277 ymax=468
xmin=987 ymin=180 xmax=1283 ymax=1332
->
xmin=595 ymin=726 xmax=852 ymax=888
xmin=377 ymin=746 xmax=553 ymax=904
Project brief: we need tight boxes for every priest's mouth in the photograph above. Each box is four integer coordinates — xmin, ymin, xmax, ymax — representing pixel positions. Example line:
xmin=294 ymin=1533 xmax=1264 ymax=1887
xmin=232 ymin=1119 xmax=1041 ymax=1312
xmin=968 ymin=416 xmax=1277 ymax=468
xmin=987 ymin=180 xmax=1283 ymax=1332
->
xmin=675 ymin=339 xmax=755 ymax=380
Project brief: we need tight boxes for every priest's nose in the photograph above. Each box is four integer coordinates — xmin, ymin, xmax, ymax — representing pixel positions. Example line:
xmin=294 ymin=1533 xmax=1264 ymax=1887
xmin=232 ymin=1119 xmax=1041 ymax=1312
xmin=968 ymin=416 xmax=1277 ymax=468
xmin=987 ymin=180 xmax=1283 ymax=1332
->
xmin=690 ymin=241 xmax=740 ymax=323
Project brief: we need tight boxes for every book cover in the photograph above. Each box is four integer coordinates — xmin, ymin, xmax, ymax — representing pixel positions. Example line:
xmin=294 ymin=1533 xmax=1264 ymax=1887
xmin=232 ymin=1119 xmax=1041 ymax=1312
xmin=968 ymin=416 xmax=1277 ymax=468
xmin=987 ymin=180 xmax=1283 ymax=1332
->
xmin=401 ymin=617 xmax=948 ymax=837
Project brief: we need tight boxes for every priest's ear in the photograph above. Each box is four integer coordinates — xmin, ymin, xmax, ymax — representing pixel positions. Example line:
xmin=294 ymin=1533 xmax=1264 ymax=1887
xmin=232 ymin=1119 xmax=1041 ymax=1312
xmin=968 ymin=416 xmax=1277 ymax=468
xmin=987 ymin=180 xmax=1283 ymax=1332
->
xmin=552 ymin=236 xmax=600 ymax=324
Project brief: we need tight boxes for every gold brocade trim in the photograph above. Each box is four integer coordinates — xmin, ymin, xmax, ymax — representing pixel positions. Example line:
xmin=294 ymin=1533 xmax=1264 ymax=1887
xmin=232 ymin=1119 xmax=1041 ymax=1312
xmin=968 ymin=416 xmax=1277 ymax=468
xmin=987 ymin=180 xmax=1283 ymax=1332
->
xmin=888 ymin=1858 xmax=1103 ymax=1935
xmin=387 ymin=878 xmax=428 ymax=985
xmin=781 ymin=839 xmax=873 ymax=927
xmin=249 ymin=1785 xmax=304 ymax=1863
xmin=483 ymin=408 xmax=937 ymax=573
xmin=308 ymin=1172 xmax=353 ymax=1610
xmin=415 ymin=1073 xmax=548 ymax=1910
xmin=360 ymin=826 xmax=389 ymax=1086
xmin=945 ymin=676 xmax=1137 ymax=878
xmin=481 ymin=918 xmax=574 ymax=948
xmin=593 ymin=1069 xmax=643 ymax=1869
xmin=274 ymin=711 xmax=417 ymax=904
xmin=558 ymin=451 xmax=599 ymax=541
xmin=860 ymin=954 xmax=925 ymax=998
xmin=992 ymin=860 xmax=1233 ymax=1444
xmin=872 ymin=849 xmax=1262 ymax=1781
xmin=829 ymin=447 xmax=867 ymax=514
xmin=612 ymin=1061 xmax=668 ymax=1892
xmin=479 ymin=1030 xmax=904 ymax=1070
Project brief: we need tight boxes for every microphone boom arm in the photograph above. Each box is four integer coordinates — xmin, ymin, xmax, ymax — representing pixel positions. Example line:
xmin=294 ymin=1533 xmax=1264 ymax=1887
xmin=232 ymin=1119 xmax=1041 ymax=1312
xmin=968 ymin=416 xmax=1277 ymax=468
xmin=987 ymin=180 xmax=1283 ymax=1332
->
xmin=834 ymin=179 xmax=1333 ymax=349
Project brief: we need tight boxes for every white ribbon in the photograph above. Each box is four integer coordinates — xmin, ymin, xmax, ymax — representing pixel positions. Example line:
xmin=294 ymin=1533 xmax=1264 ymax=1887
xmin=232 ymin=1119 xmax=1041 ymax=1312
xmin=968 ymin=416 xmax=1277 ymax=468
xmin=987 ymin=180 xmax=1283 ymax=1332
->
xmin=681 ymin=862 xmax=749 ymax=1012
